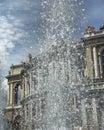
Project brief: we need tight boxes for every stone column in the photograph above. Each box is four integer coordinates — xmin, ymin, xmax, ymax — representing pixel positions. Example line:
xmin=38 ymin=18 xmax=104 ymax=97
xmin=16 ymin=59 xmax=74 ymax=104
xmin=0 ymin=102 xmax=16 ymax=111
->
xmin=81 ymin=99 xmax=87 ymax=130
xmin=92 ymin=98 xmax=98 ymax=123
xmin=93 ymin=46 xmax=99 ymax=78
xmin=9 ymin=83 xmax=13 ymax=105
xmin=21 ymin=77 xmax=25 ymax=99
xmin=30 ymin=71 xmax=32 ymax=94
xmin=8 ymin=84 xmax=10 ymax=105
xmin=91 ymin=98 xmax=99 ymax=130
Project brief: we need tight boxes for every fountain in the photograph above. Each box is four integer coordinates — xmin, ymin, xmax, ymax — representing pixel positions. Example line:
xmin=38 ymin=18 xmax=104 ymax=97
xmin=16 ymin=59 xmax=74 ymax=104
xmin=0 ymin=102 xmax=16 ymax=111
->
xmin=30 ymin=0 xmax=85 ymax=130
xmin=5 ymin=1 xmax=104 ymax=130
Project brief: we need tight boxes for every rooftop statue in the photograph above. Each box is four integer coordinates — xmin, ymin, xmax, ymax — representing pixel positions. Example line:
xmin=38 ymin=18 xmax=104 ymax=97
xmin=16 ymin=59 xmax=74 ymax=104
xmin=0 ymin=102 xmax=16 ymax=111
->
xmin=85 ymin=26 xmax=95 ymax=33
xmin=99 ymin=23 xmax=104 ymax=30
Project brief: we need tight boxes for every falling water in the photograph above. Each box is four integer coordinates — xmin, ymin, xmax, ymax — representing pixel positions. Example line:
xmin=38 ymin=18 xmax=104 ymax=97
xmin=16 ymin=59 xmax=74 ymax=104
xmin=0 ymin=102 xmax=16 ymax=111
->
xmin=32 ymin=0 xmax=85 ymax=130
xmin=41 ymin=0 xmax=84 ymax=46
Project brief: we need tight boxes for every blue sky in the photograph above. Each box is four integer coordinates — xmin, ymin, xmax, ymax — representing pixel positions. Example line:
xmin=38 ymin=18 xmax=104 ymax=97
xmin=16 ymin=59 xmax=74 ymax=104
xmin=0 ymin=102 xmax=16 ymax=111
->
xmin=0 ymin=0 xmax=104 ymax=76
xmin=84 ymin=0 xmax=104 ymax=28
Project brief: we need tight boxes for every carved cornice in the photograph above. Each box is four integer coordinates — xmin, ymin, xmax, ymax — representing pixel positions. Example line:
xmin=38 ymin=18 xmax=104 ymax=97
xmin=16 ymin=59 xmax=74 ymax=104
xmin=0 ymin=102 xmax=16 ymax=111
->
xmin=83 ymin=35 xmax=104 ymax=47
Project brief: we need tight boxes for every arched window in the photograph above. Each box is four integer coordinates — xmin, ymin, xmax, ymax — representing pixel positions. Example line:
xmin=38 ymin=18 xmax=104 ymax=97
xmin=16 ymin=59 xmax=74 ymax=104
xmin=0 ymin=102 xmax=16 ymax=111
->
xmin=101 ymin=50 xmax=104 ymax=75
xmin=17 ymin=85 xmax=21 ymax=104
xmin=14 ymin=84 xmax=21 ymax=105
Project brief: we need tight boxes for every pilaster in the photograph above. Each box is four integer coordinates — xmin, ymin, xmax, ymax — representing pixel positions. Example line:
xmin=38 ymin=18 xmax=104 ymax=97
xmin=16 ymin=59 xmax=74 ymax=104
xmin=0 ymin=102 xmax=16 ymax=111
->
xmin=93 ymin=46 xmax=99 ymax=78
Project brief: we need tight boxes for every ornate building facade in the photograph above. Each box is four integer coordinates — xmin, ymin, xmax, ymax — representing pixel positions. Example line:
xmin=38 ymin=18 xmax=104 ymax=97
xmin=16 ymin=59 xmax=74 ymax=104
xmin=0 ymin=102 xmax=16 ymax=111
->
xmin=5 ymin=26 xmax=104 ymax=130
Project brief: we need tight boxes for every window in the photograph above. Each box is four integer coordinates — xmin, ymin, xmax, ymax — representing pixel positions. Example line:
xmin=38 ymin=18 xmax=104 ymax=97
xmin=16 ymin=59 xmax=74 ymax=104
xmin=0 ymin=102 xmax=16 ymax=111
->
xmin=14 ymin=87 xmax=18 ymax=104
xmin=72 ymin=95 xmax=77 ymax=107
xmin=14 ymin=115 xmax=21 ymax=130
xmin=32 ymin=102 xmax=36 ymax=117
xmin=101 ymin=50 xmax=104 ymax=75
xmin=26 ymin=104 xmax=29 ymax=117
xmin=14 ymin=85 xmax=21 ymax=105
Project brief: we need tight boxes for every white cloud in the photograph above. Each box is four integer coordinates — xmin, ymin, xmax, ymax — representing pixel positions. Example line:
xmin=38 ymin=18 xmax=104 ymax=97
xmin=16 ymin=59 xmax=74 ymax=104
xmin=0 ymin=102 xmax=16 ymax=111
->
xmin=0 ymin=16 xmax=25 ymax=90
xmin=2 ymin=0 xmax=40 ymax=11
xmin=1 ymin=79 xmax=8 ymax=91
xmin=0 ymin=16 xmax=25 ymax=65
